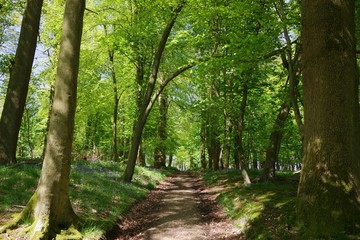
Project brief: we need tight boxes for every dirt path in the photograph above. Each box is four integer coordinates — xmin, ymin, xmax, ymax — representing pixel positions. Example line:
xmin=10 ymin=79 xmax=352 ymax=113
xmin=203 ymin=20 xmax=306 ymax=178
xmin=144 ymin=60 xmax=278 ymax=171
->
xmin=105 ymin=172 xmax=242 ymax=240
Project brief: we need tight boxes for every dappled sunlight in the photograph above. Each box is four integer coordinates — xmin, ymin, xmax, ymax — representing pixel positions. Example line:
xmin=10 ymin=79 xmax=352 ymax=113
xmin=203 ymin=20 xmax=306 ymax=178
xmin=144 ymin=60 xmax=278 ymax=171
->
xmin=204 ymin=170 xmax=299 ymax=239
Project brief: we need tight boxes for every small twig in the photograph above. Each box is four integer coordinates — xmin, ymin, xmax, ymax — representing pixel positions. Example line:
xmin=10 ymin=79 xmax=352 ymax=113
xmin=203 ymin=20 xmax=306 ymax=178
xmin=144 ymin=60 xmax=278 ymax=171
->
xmin=85 ymin=8 xmax=98 ymax=14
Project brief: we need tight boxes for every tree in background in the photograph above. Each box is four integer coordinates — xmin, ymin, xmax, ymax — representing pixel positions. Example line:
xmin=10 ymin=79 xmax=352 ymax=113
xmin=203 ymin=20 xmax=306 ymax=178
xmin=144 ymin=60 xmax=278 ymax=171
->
xmin=124 ymin=0 xmax=187 ymax=182
xmin=0 ymin=0 xmax=43 ymax=165
xmin=297 ymin=0 xmax=360 ymax=237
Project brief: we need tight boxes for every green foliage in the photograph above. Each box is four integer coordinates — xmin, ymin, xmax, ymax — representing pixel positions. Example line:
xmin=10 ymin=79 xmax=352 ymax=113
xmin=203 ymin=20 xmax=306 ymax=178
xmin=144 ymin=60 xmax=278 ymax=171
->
xmin=3 ymin=0 xmax=302 ymax=172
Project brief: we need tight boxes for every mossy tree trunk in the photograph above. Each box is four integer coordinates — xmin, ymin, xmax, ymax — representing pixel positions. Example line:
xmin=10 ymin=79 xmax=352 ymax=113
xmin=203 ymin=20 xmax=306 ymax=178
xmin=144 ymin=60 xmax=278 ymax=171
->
xmin=0 ymin=0 xmax=43 ymax=165
xmin=297 ymin=0 xmax=360 ymax=237
xmin=28 ymin=0 xmax=84 ymax=238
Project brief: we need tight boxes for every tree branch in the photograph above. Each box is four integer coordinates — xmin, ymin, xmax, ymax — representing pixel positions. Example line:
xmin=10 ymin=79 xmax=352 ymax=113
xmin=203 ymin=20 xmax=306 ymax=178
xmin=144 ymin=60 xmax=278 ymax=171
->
xmin=145 ymin=62 xmax=195 ymax=117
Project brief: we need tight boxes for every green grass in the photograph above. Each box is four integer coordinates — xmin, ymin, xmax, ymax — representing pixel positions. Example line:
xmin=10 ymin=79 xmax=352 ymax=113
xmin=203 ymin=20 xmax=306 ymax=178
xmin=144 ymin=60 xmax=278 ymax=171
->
xmin=0 ymin=160 xmax=171 ymax=239
xmin=203 ymin=169 xmax=300 ymax=240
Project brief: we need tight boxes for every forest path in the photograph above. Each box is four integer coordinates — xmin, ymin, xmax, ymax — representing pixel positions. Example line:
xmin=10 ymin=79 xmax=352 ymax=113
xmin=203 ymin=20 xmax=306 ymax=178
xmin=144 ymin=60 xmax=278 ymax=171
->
xmin=105 ymin=171 xmax=242 ymax=240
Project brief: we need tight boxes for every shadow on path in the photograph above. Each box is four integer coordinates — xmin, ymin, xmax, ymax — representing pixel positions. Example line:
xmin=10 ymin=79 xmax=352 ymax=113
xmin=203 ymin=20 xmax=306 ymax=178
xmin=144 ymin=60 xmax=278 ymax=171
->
xmin=104 ymin=172 xmax=242 ymax=240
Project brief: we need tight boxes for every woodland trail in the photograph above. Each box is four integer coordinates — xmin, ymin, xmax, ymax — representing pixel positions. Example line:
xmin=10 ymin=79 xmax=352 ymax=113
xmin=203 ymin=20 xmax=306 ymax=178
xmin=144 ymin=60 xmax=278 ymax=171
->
xmin=105 ymin=172 xmax=242 ymax=240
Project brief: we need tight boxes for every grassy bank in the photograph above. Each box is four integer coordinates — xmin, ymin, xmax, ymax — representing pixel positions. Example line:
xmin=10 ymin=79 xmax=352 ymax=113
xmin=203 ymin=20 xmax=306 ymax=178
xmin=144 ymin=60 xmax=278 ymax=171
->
xmin=0 ymin=160 xmax=171 ymax=239
xmin=203 ymin=169 xmax=300 ymax=240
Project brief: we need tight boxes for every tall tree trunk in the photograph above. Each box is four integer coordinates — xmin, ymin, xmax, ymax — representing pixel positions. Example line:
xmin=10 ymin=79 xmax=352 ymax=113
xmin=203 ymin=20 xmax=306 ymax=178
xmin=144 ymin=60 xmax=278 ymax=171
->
xmin=154 ymin=88 xmax=168 ymax=168
xmin=136 ymin=142 xmax=145 ymax=166
xmin=135 ymin=55 xmax=145 ymax=166
xmin=0 ymin=0 xmax=43 ymax=165
xmin=225 ymin=73 xmax=234 ymax=169
xmin=235 ymin=80 xmax=251 ymax=185
xmin=124 ymin=0 xmax=185 ymax=182
xmin=24 ymin=107 xmax=34 ymax=158
xmin=298 ymin=0 xmax=360 ymax=237
xmin=168 ymin=154 xmax=173 ymax=167
xmin=108 ymin=49 xmax=120 ymax=162
xmin=16 ymin=1 xmax=84 ymax=238
xmin=222 ymin=93 xmax=230 ymax=169
xmin=262 ymin=103 xmax=290 ymax=181
xmin=41 ymin=85 xmax=55 ymax=161
xmin=276 ymin=0 xmax=304 ymax=140
xmin=200 ymin=120 xmax=207 ymax=169
xmin=206 ymin=117 xmax=221 ymax=171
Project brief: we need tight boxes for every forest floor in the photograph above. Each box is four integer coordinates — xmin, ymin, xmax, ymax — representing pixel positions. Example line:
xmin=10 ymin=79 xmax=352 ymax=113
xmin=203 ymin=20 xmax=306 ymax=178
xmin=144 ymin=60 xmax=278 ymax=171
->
xmin=104 ymin=171 xmax=243 ymax=240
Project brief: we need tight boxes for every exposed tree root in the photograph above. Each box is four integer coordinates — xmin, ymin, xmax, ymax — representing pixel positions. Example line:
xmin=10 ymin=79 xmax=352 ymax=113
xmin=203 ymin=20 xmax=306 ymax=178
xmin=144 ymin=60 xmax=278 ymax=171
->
xmin=0 ymin=193 xmax=82 ymax=240
xmin=0 ymin=193 xmax=36 ymax=234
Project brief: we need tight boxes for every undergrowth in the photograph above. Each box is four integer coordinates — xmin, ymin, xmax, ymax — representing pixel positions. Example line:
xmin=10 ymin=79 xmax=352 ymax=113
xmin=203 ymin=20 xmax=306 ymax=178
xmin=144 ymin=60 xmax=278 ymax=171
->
xmin=203 ymin=169 xmax=300 ymax=240
xmin=0 ymin=160 xmax=171 ymax=239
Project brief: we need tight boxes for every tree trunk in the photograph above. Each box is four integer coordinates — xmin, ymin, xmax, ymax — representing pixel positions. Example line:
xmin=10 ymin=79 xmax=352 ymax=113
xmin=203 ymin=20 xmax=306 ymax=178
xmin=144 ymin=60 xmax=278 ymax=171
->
xmin=298 ymin=0 xmax=360 ymax=237
xmin=168 ymin=154 xmax=173 ymax=167
xmin=276 ymin=0 xmax=304 ymax=141
xmin=125 ymin=113 xmax=147 ymax=181
xmin=200 ymin=120 xmax=207 ymax=169
xmin=262 ymin=103 xmax=290 ymax=181
xmin=235 ymin=80 xmax=251 ymax=185
xmin=134 ymin=51 xmax=145 ymax=166
xmin=108 ymin=49 xmax=120 ymax=162
xmin=154 ymin=88 xmax=168 ymax=168
xmin=136 ymin=141 xmax=146 ymax=166
xmin=225 ymin=73 xmax=234 ymax=169
xmin=41 ymin=84 xmax=55 ymax=161
xmin=124 ymin=0 xmax=185 ymax=182
xmin=0 ymin=0 xmax=43 ymax=165
xmin=206 ymin=123 xmax=221 ymax=171
xmin=28 ymin=0 xmax=84 ymax=238
xmin=24 ymin=108 xmax=34 ymax=158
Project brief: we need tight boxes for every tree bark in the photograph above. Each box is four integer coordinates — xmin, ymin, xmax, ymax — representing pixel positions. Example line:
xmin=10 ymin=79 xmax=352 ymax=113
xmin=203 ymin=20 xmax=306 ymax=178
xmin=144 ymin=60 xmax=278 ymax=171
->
xmin=276 ymin=0 xmax=304 ymax=141
xmin=108 ymin=49 xmax=120 ymax=162
xmin=167 ymin=154 xmax=173 ymax=167
xmin=28 ymin=0 xmax=85 ymax=238
xmin=235 ymin=80 xmax=251 ymax=185
xmin=200 ymin=120 xmax=207 ymax=169
xmin=298 ymin=0 xmax=360 ymax=237
xmin=262 ymin=103 xmax=290 ymax=181
xmin=154 ymin=88 xmax=168 ymax=168
xmin=41 ymin=85 xmax=55 ymax=161
xmin=0 ymin=0 xmax=43 ymax=165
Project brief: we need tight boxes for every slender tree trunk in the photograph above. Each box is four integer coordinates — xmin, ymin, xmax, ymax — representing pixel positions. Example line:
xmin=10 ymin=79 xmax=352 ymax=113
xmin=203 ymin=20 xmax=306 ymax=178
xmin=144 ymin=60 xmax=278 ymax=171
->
xmin=136 ymin=142 xmax=145 ymax=166
xmin=125 ymin=113 xmax=147 ymax=181
xmin=276 ymin=0 xmax=304 ymax=140
xmin=262 ymin=103 xmax=290 ymax=181
xmin=0 ymin=0 xmax=43 ymax=165
xmin=24 ymin=108 xmax=34 ymax=158
xmin=298 ymin=0 xmax=360 ymax=237
xmin=108 ymin=49 xmax=120 ymax=162
xmin=154 ymin=87 xmax=168 ymax=168
xmin=200 ymin=120 xmax=207 ymax=169
xmin=222 ymin=99 xmax=229 ymax=169
xmin=235 ymin=80 xmax=251 ymax=185
xmin=225 ymin=74 xmax=234 ymax=169
xmin=168 ymin=154 xmax=173 ymax=167
xmin=206 ymin=123 xmax=221 ymax=171
xmin=41 ymin=84 xmax=55 ymax=161
xmin=135 ymin=56 xmax=146 ymax=166
xmin=124 ymin=0 xmax=185 ymax=182
xmin=252 ymin=151 xmax=258 ymax=169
